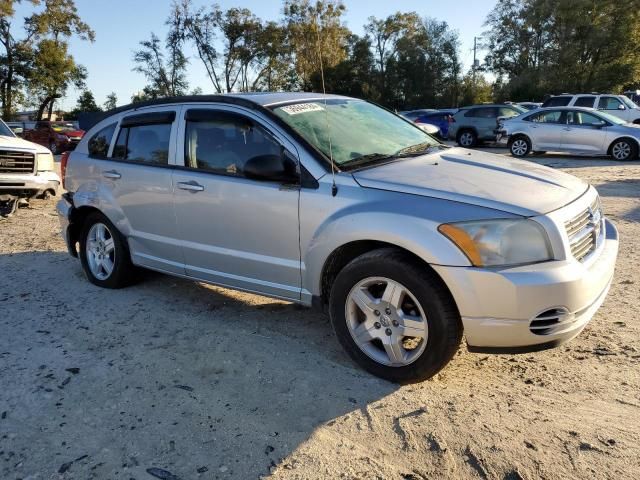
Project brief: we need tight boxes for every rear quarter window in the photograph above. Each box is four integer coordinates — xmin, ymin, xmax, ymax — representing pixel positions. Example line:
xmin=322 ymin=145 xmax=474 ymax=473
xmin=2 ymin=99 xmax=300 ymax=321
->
xmin=88 ymin=123 xmax=117 ymax=158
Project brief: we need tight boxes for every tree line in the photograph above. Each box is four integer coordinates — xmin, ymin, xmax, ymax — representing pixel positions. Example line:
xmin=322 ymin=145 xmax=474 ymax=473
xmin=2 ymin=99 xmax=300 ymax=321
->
xmin=2 ymin=0 xmax=640 ymax=120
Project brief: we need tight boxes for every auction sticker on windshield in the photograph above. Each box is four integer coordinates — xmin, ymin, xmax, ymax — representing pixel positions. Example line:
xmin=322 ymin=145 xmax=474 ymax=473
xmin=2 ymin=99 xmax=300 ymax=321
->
xmin=279 ymin=103 xmax=325 ymax=115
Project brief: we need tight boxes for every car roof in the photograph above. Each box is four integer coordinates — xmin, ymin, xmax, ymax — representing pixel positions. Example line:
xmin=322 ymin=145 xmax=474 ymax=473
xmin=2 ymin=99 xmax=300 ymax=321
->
xmin=105 ymin=92 xmax=353 ymax=116
xmin=532 ymin=106 xmax=598 ymax=111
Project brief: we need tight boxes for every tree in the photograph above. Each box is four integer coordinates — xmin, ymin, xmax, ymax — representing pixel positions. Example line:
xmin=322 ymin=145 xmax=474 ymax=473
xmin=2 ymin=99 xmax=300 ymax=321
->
xmin=24 ymin=0 xmax=95 ymax=119
xmin=103 ymin=91 xmax=117 ymax=110
xmin=132 ymin=32 xmax=188 ymax=98
xmin=74 ymin=89 xmax=99 ymax=111
xmin=283 ymin=0 xmax=349 ymax=89
xmin=484 ymin=0 xmax=640 ymax=100
xmin=132 ymin=2 xmax=189 ymax=98
xmin=0 ymin=0 xmax=39 ymax=118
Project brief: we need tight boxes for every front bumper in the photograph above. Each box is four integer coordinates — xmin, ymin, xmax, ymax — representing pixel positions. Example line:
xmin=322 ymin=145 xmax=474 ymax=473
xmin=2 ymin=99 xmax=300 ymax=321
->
xmin=0 ymin=171 xmax=60 ymax=198
xmin=432 ymin=219 xmax=619 ymax=352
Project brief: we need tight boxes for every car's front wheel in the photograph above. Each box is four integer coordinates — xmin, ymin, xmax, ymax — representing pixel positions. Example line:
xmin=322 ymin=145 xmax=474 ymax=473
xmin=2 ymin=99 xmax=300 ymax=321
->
xmin=79 ymin=212 xmax=135 ymax=288
xmin=610 ymin=138 xmax=637 ymax=161
xmin=329 ymin=248 xmax=462 ymax=383
xmin=509 ymin=135 xmax=531 ymax=157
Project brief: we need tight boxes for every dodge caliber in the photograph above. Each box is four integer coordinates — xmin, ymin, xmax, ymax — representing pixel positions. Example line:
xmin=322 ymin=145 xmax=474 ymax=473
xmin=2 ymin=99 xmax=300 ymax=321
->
xmin=56 ymin=93 xmax=619 ymax=382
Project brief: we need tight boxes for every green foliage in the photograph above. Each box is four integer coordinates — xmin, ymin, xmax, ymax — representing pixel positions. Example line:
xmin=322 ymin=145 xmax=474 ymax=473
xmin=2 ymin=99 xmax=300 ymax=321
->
xmin=283 ymin=0 xmax=349 ymax=89
xmin=133 ymin=31 xmax=189 ymax=98
xmin=103 ymin=91 xmax=117 ymax=110
xmin=485 ymin=0 xmax=640 ymax=100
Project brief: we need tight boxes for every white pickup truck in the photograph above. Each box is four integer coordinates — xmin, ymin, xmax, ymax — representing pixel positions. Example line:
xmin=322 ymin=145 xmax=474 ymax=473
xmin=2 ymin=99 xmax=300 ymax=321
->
xmin=0 ymin=118 xmax=60 ymax=216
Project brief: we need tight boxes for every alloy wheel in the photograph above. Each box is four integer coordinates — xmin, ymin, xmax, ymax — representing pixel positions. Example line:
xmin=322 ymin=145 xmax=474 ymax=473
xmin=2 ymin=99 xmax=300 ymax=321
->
xmin=511 ymin=139 xmax=529 ymax=156
xmin=612 ymin=141 xmax=631 ymax=160
xmin=345 ymin=277 xmax=428 ymax=367
xmin=86 ymin=222 xmax=116 ymax=280
xmin=459 ymin=132 xmax=474 ymax=147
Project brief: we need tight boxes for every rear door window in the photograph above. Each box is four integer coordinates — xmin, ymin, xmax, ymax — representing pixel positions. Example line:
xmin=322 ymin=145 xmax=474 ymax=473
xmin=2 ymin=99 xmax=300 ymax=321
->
xmin=526 ymin=111 xmax=563 ymax=123
xmin=467 ymin=107 xmax=498 ymax=118
xmin=111 ymin=112 xmax=175 ymax=165
xmin=542 ymin=96 xmax=572 ymax=107
xmin=574 ymin=96 xmax=596 ymax=108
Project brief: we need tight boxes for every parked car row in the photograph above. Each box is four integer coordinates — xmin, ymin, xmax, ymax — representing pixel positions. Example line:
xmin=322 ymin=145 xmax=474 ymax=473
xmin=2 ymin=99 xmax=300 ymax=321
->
xmin=5 ymin=120 xmax=85 ymax=154
xmin=435 ymin=93 xmax=640 ymax=161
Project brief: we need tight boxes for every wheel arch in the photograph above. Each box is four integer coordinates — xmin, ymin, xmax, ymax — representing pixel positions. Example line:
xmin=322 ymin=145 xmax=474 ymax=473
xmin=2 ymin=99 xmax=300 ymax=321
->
xmin=318 ymin=240 xmax=458 ymax=312
xmin=66 ymin=205 xmax=104 ymax=256
xmin=607 ymin=136 xmax=640 ymax=157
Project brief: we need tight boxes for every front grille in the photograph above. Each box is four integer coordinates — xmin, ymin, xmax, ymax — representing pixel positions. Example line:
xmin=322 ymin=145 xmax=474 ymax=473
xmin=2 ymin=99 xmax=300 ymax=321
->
xmin=0 ymin=150 xmax=36 ymax=174
xmin=564 ymin=196 xmax=603 ymax=262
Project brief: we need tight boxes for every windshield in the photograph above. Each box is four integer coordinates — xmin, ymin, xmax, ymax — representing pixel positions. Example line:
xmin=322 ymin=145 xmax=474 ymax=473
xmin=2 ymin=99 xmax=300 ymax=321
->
xmin=272 ymin=99 xmax=439 ymax=168
xmin=51 ymin=123 xmax=77 ymax=132
xmin=620 ymin=95 xmax=638 ymax=109
xmin=596 ymin=111 xmax=627 ymax=125
xmin=0 ymin=119 xmax=16 ymax=137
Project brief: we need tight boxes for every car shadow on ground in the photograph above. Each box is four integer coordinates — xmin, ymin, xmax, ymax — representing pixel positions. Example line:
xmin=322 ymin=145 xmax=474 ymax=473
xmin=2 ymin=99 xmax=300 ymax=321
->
xmin=0 ymin=251 xmax=398 ymax=479
xmin=595 ymin=178 xmax=640 ymax=223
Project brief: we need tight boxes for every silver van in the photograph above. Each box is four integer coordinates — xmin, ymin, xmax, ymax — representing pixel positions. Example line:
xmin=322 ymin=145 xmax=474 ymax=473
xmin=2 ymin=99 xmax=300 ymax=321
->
xmin=57 ymin=93 xmax=618 ymax=382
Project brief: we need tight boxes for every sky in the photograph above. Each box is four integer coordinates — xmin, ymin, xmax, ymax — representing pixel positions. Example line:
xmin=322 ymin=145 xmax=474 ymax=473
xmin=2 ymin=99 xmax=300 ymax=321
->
xmin=12 ymin=0 xmax=497 ymax=111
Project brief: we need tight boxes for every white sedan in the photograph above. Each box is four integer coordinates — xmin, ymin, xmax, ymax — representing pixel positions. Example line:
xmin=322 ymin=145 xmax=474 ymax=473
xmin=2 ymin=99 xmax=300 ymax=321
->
xmin=497 ymin=107 xmax=640 ymax=160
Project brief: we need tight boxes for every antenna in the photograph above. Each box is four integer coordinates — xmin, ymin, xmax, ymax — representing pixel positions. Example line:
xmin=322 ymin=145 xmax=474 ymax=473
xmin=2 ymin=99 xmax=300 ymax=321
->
xmin=314 ymin=14 xmax=338 ymax=197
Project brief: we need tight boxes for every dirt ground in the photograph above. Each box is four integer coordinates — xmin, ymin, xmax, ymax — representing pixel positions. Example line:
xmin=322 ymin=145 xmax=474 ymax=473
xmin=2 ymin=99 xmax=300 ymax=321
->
xmin=1 ymin=151 xmax=639 ymax=480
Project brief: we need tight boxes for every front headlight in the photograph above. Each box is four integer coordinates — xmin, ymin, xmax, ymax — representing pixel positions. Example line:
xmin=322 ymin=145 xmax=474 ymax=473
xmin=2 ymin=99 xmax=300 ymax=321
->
xmin=438 ymin=219 xmax=552 ymax=267
xmin=37 ymin=152 xmax=54 ymax=172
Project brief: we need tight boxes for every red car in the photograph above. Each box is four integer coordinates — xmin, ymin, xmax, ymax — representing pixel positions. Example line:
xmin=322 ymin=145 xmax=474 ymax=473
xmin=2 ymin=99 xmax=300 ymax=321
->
xmin=23 ymin=121 xmax=85 ymax=154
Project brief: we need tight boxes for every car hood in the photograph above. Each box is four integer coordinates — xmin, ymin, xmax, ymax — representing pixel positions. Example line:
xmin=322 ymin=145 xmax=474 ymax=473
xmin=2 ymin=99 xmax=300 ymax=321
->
xmin=351 ymin=147 xmax=588 ymax=216
xmin=0 ymin=135 xmax=51 ymax=154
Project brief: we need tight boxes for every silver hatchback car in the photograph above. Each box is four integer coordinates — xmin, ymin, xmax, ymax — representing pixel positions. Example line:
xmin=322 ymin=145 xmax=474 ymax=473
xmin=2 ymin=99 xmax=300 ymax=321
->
xmin=57 ymin=93 xmax=619 ymax=382
xmin=498 ymin=106 xmax=640 ymax=160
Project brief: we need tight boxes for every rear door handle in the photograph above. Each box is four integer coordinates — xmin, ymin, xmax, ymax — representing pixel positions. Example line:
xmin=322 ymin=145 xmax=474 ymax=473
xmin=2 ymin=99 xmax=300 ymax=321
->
xmin=177 ymin=181 xmax=205 ymax=192
xmin=102 ymin=170 xmax=121 ymax=179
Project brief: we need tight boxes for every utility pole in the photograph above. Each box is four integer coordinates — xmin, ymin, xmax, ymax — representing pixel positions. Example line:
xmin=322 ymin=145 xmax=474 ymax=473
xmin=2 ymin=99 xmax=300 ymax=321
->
xmin=472 ymin=36 xmax=481 ymax=84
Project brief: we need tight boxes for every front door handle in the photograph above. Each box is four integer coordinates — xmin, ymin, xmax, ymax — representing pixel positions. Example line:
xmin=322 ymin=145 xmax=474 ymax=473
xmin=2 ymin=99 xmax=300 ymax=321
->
xmin=102 ymin=170 xmax=121 ymax=179
xmin=177 ymin=181 xmax=205 ymax=192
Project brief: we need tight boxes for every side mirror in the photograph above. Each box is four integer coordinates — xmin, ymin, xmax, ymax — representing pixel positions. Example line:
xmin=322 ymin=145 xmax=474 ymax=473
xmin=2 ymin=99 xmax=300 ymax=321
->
xmin=618 ymin=104 xmax=626 ymax=110
xmin=243 ymin=151 xmax=298 ymax=183
xmin=591 ymin=121 xmax=606 ymax=128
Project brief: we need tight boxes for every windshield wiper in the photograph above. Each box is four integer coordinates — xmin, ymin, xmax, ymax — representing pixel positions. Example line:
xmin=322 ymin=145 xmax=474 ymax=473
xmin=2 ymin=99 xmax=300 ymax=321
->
xmin=393 ymin=142 xmax=442 ymax=157
xmin=342 ymin=143 xmax=442 ymax=170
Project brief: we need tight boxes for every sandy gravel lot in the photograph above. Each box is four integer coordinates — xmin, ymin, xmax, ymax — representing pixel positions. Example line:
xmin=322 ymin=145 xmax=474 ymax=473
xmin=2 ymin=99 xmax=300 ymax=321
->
xmin=1 ymin=151 xmax=639 ymax=480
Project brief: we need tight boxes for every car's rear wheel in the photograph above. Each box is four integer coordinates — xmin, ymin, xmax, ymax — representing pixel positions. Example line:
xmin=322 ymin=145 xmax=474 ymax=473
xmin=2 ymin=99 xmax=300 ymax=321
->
xmin=79 ymin=212 xmax=135 ymax=288
xmin=509 ymin=136 xmax=531 ymax=157
xmin=329 ymin=248 xmax=462 ymax=383
xmin=610 ymin=138 xmax=637 ymax=161
xmin=457 ymin=130 xmax=477 ymax=148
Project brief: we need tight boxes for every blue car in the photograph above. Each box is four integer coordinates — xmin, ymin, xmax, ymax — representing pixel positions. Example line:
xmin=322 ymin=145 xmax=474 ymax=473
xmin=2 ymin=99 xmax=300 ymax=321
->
xmin=414 ymin=110 xmax=457 ymax=139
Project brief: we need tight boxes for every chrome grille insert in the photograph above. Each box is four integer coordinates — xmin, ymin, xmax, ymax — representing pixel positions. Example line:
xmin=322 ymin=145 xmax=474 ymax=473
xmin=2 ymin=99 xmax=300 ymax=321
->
xmin=565 ymin=196 xmax=603 ymax=262
xmin=0 ymin=150 xmax=36 ymax=174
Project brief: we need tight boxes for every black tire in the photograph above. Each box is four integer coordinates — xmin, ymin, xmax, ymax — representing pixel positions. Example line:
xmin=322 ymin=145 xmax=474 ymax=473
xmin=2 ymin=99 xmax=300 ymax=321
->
xmin=78 ymin=211 xmax=136 ymax=288
xmin=508 ymin=135 xmax=531 ymax=157
xmin=329 ymin=248 xmax=462 ymax=383
xmin=610 ymin=138 xmax=637 ymax=161
xmin=456 ymin=129 xmax=477 ymax=148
